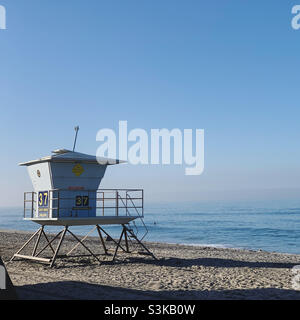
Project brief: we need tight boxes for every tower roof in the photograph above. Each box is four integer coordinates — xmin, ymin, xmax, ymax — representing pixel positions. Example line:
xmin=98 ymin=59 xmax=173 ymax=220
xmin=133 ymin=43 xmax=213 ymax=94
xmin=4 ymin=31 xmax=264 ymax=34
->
xmin=19 ymin=149 xmax=124 ymax=166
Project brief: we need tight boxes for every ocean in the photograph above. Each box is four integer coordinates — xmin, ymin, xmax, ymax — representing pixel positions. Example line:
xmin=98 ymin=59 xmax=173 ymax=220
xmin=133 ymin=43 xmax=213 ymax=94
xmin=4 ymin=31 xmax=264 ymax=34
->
xmin=1 ymin=200 xmax=300 ymax=254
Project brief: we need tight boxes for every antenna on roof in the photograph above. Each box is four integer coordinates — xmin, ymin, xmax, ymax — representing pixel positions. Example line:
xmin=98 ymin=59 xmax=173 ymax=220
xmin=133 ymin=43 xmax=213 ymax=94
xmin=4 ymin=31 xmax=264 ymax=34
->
xmin=73 ymin=126 xmax=79 ymax=152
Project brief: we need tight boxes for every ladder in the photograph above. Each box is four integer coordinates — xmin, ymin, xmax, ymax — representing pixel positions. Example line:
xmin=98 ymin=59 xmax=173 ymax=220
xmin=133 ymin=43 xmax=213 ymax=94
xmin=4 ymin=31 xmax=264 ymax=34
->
xmin=117 ymin=193 xmax=151 ymax=255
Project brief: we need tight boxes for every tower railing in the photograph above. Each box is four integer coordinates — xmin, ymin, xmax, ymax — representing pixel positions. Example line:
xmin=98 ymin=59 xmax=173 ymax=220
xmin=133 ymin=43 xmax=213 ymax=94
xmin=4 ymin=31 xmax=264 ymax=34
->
xmin=23 ymin=189 xmax=144 ymax=219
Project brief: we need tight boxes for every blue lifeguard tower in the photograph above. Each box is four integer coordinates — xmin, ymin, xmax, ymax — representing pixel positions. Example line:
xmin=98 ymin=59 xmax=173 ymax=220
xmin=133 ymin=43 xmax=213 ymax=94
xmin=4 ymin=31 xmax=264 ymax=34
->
xmin=11 ymin=129 xmax=155 ymax=267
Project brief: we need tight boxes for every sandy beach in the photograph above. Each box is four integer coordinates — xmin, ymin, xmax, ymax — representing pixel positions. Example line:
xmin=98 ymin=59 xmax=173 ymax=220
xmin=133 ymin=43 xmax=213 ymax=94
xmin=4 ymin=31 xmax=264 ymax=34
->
xmin=1 ymin=229 xmax=300 ymax=300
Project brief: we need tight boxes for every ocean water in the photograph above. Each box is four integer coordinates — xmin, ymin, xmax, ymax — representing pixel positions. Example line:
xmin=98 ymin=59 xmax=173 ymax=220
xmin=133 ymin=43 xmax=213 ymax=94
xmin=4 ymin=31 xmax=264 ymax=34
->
xmin=0 ymin=200 xmax=300 ymax=254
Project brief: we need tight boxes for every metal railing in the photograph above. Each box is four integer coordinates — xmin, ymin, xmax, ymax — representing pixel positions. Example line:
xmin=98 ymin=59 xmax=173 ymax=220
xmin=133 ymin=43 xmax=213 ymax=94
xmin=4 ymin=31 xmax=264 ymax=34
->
xmin=24 ymin=189 xmax=144 ymax=219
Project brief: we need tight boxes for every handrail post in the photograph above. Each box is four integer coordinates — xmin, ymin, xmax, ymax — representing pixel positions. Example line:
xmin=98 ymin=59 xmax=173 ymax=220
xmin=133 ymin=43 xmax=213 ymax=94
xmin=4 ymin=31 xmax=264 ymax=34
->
xmin=116 ymin=191 xmax=119 ymax=216
xmin=88 ymin=190 xmax=90 ymax=217
xmin=102 ymin=192 xmax=104 ymax=216
xmin=57 ymin=190 xmax=60 ymax=218
xmin=126 ymin=191 xmax=128 ymax=216
xmin=24 ymin=193 xmax=26 ymax=219
xmin=142 ymin=189 xmax=144 ymax=218
xmin=48 ymin=190 xmax=50 ymax=218
xmin=31 ymin=192 xmax=34 ymax=218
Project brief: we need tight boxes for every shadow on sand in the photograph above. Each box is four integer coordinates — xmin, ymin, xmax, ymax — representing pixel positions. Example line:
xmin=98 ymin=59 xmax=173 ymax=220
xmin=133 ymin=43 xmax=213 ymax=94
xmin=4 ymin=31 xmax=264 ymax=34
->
xmin=42 ymin=253 xmax=300 ymax=270
xmin=118 ymin=256 xmax=300 ymax=269
xmin=7 ymin=255 xmax=300 ymax=300
xmin=15 ymin=280 xmax=300 ymax=300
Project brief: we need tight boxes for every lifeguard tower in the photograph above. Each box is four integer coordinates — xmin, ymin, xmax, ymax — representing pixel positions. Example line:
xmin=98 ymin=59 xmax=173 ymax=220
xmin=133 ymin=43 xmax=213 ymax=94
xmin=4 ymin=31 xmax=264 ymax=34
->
xmin=11 ymin=130 xmax=155 ymax=267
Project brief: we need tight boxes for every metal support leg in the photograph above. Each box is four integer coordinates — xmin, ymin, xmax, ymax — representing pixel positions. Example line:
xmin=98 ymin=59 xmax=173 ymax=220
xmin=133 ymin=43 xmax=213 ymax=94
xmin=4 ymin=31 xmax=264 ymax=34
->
xmin=98 ymin=226 xmax=127 ymax=253
xmin=66 ymin=226 xmax=97 ymax=256
xmin=112 ymin=229 xmax=125 ymax=262
xmin=41 ymin=229 xmax=55 ymax=254
xmin=66 ymin=229 xmax=102 ymax=265
xmin=124 ymin=226 xmax=130 ymax=253
xmin=32 ymin=226 xmax=44 ymax=257
xmin=50 ymin=227 xmax=68 ymax=268
xmin=35 ymin=230 xmax=63 ymax=258
xmin=124 ymin=225 xmax=157 ymax=260
xmin=96 ymin=225 xmax=108 ymax=255
xmin=10 ymin=227 xmax=43 ymax=262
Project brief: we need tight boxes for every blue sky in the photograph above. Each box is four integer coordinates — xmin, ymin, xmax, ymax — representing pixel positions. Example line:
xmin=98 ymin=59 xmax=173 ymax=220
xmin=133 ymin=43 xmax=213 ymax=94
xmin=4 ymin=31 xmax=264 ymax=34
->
xmin=0 ymin=0 xmax=300 ymax=206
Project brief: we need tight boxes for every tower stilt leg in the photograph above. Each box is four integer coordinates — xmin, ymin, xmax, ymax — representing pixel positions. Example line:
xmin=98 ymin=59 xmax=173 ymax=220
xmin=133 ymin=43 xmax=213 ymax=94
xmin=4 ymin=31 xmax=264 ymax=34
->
xmin=50 ymin=226 xmax=68 ymax=268
xmin=32 ymin=226 xmax=44 ymax=257
xmin=112 ymin=229 xmax=125 ymax=262
xmin=123 ymin=225 xmax=157 ymax=260
xmin=66 ymin=226 xmax=97 ymax=256
xmin=10 ymin=227 xmax=43 ymax=262
xmin=98 ymin=226 xmax=127 ymax=253
xmin=35 ymin=230 xmax=63 ymax=257
xmin=96 ymin=225 xmax=108 ymax=255
xmin=66 ymin=229 xmax=102 ymax=265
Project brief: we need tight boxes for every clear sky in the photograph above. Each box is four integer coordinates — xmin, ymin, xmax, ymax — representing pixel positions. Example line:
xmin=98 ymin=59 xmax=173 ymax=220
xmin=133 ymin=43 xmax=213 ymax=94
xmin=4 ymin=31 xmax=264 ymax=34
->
xmin=0 ymin=0 xmax=300 ymax=206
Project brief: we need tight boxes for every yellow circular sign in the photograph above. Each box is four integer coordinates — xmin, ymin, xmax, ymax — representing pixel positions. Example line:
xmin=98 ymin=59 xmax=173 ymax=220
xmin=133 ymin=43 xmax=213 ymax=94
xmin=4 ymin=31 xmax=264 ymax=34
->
xmin=72 ymin=164 xmax=84 ymax=177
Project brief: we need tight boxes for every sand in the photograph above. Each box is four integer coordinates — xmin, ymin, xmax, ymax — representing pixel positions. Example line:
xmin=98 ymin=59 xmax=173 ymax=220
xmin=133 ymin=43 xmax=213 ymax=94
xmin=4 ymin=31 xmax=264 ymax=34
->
xmin=0 ymin=229 xmax=300 ymax=300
